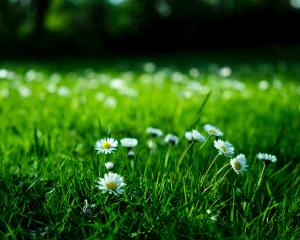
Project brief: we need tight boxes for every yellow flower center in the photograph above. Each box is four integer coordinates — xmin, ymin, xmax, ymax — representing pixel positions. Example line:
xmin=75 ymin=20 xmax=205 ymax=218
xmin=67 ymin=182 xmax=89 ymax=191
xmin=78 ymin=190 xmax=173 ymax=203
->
xmin=209 ymin=129 xmax=216 ymax=134
xmin=102 ymin=141 xmax=111 ymax=149
xmin=233 ymin=161 xmax=242 ymax=170
xmin=107 ymin=181 xmax=118 ymax=190
xmin=220 ymin=146 xmax=227 ymax=152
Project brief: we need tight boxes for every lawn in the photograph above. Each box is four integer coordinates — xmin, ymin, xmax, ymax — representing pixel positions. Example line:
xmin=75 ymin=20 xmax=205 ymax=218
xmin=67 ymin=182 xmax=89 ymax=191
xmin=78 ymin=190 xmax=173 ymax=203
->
xmin=0 ymin=57 xmax=300 ymax=239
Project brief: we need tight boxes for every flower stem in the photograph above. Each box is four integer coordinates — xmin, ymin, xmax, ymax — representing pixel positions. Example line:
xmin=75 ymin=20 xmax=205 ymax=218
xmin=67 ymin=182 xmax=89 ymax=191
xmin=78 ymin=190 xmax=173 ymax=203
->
xmin=189 ymin=143 xmax=195 ymax=166
xmin=201 ymin=154 xmax=220 ymax=185
xmin=217 ymin=168 xmax=231 ymax=184
xmin=199 ymin=136 xmax=210 ymax=151
xmin=96 ymin=154 xmax=100 ymax=177
xmin=257 ymin=163 xmax=266 ymax=188
xmin=211 ymin=163 xmax=230 ymax=183
xmin=164 ymin=146 xmax=171 ymax=168
xmin=251 ymin=163 xmax=266 ymax=202
xmin=176 ymin=142 xmax=194 ymax=172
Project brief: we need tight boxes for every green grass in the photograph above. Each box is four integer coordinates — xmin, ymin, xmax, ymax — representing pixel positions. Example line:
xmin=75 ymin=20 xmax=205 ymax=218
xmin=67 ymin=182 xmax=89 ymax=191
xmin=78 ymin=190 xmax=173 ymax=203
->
xmin=0 ymin=58 xmax=300 ymax=239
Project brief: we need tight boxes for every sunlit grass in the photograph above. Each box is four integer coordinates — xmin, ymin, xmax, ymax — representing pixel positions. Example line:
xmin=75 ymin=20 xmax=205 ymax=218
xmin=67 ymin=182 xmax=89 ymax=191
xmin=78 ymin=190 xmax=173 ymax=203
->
xmin=0 ymin=59 xmax=299 ymax=239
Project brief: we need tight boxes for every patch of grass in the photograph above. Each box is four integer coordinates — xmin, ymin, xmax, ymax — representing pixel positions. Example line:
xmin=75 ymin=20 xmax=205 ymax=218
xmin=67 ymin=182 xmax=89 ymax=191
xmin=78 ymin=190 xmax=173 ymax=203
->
xmin=0 ymin=59 xmax=300 ymax=239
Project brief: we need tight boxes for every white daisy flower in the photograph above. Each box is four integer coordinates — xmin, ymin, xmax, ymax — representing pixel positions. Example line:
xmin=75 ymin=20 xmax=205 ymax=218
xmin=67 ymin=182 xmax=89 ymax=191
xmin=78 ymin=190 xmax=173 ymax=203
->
xmin=219 ymin=66 xmax=232 ymax=78
xmin=184 ymin=129 xmax=206 ymax=142
xmin=230 ymin=154 xmax=248 ymax=174
xmin=146 ymin=127 xmax=163 ymax=137
xmin=203 ymin=124 xmax=223 ymax=137
xmin=18 ymin=86 xmax=32 ymax=98
xmin=25 ymin=69 xmax=38 ymax=82
xmin=188 ymin=68 xmax=200 ymax=78
xmin=110 ymin=78 xmax=125 ymax=90
xmin=120 ymin=138 xmax=138 ymax=148
xmin=214 ymin=139 xmax=234 ymax=157
xmin=180 ymin=90 xmax=193 ymax=99
xmin=257 ymin=153 xmax=277 ymax=163
xmin=104 ymin=96 xmax=117 ymax=108
xmin=105 ymin=162 xmax=114 ymax=170
xmin=164 ymin=134 xmax=179 ymax=145
xmin=143 ymin=62 xmax=156 ymax=73
xmin=95 ymin=92 xmax=105 ymax=101
xmin=95 ymin=138 xmax=118 ymax=154
xmin=57 ymin=86 xmax=71 ymax=96
xmin=47 ymin=83 xmax=57 ymax=93
xmin=258 ymin=80 xmax=269 ymax=90
xmin=0 ymin=69 xmax=8 ymax=79
xmin=97 ymin=172 xmax=126 ymax=196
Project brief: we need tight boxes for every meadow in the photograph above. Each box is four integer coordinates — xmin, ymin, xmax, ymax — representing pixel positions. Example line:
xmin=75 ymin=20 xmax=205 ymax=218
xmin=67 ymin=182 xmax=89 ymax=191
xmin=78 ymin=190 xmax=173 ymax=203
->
xmin=0 ymin=57 xmax=300 ymax=239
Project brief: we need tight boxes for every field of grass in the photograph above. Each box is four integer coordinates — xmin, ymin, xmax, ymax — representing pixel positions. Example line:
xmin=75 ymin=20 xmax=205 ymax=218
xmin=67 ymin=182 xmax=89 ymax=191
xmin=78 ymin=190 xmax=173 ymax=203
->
xmin=0 ymin=57 xmax=300 ymax=239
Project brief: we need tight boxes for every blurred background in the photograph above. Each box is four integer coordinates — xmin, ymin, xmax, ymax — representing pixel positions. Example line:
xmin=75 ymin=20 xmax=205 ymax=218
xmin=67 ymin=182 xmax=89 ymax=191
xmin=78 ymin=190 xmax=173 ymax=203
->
xmin=1 ymin=0 xmax=300 ymax=56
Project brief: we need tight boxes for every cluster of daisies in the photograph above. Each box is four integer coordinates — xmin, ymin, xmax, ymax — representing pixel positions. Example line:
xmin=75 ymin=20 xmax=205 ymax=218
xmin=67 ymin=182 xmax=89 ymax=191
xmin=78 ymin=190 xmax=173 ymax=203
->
xmin=94 ymin=124 xmax=277 ymax=196
xmin=95 ymin=137 xmax=138 ymax=195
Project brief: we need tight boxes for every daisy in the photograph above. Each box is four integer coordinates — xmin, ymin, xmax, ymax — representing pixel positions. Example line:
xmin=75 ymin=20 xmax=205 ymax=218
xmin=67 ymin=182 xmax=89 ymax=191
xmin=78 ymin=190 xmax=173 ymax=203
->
xmin=105 ymin=162 xmax=114 ymax=170
xmin=257 ymin=153 xmax=277 ymax=163
xmin=95 ymin=138 xmax=118 ymax=154
xmin=120 ymin=138 xmax=138 ymax=148
xmin=164 ymin=134 xmax=179 ymax=145
xmin=18 ymin=86 xmax=32 ymax=98
xmin=146 ymin=127 xmax=163 ymax=137
xmin=214 ymin=139 xmax=234 ymax=157
xmin=219 ymin=66 xmax=232 ymax=78
xmin=185 ymin=129 xmax=206 ymax=142
xmin=258 ymin=80 xmax=269 ymax=91
xmin=104 ymin=96 xmax=117 ymax=108
xmin=143 ymin=62 xmax=156 ymax=73
xmin=97 ymin=172 xmax=126 ymax=196
xmin=203 ymin=124 xmax=223 ymax=137
xmin=230 ymin=154 xmax=248 ymax=174
xmin=57 ymin=86 xmax=71 ymax=97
